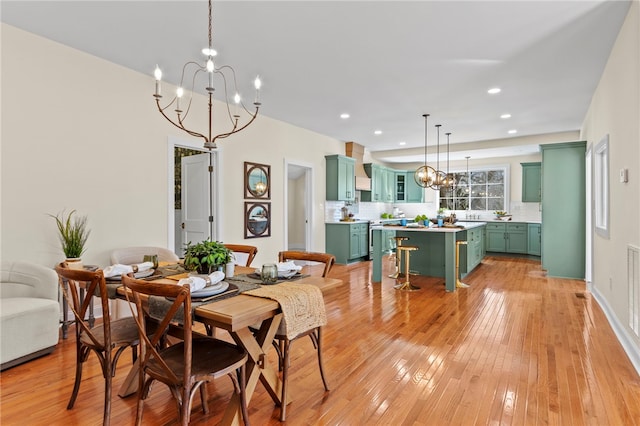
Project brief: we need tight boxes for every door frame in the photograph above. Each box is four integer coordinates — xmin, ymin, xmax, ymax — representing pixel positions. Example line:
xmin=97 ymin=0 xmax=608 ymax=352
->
xmin=585 ymin=145 xmax=593 ymax=289
xmin=283 ymin=159 xmax=314 ymax=251
xmin=167 ymin=136 xmax=222 ymax=252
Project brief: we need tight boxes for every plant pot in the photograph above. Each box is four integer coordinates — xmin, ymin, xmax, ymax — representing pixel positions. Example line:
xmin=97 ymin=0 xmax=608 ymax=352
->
xmin=65 ymin=258 xmax=84 ymax=270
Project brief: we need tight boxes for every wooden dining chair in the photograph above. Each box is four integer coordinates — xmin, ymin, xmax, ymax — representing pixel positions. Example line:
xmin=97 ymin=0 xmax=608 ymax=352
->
xmin=110 ymin=246 xmax=179 ymax=265
xmin=273 ymin=251 xmax=335 ymax=420
xmin=122 ymin=274 xmax=250 ymax=426
xmin=223 ymin=244 xmax=258 ymax=266
xmin=55 ymin=263 xmax=140 ymax=426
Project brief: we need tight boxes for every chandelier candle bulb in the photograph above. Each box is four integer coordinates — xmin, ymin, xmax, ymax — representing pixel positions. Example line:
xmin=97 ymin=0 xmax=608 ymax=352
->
xmin=154 ymin=65 xmax=162 ymax=96
xmin=254 ymin=75 xmax=262 ymax=104
xmin=176 ymin=87 xmax=184 ymax=112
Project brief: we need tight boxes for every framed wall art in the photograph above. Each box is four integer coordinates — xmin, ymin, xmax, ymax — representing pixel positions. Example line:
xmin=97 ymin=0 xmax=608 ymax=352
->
xmin=245 ymin=202 xmax=271 ymax=239
xmin=244 ymin=161 xmax=270 ymax=199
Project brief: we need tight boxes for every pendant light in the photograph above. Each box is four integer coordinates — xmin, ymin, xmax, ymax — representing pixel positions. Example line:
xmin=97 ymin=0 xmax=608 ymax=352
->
xmin=414 ymin=114 xmax=437 ymax=188
xmin=428 ymin=124 xmax=447 ymax=190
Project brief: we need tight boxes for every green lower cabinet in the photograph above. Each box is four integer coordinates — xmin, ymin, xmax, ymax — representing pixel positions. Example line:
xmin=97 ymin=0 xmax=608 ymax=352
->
xmin=505 ymin=223 xmax=527 ymax=254
xmin=460 ymin=226 xmax=485 ymax=275
xmin=486 ymin=223 xmax=507 ymax=252
xmin=528 ymin=223 xmax=541 ymax=256
xmin=485 ymin=222 xmax=528 ymax=254
xmin=326 ymin=223 xmax=369 ymax=264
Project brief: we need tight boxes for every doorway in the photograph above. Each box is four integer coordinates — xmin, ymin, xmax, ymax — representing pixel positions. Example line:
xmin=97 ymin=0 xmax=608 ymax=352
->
xmin=285 ymin=161 xmax=313 ymax=251
xmin=585 ymin=146 xmax=593 ymax=288
xmin=168 ymin=137 xmax=219 ymax=256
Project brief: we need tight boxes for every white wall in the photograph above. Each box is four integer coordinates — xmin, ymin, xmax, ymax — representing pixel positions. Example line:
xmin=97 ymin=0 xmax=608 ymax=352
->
xmin=580 ymin=1 xmax=640 ymax=371
xmin=1 ymin=24 xmax=343 ymax=268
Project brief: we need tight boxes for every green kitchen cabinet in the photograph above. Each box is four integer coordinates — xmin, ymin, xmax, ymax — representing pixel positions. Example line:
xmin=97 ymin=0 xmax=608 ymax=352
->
xmin=325 ymin=155 xmax=355 ymax=202
xmin=528 ymin=223 xmax=541 ymax=256
xmin=326 ymin=222 xmax=368 ymax=264
xmin=485 ymin=222 xmax=527 ymax=253
xmin=486 ymin=223 xmax=507 ymax=252
xmin=395 ymin=172 xmax=406 ymax=202
xmin=521 ymin=162 xmax=542 ymax=202
xmin=362 ymin=163 xmax=393 ymax=202
xmin=541 ymin=142 xmax=586 ymax=279
xmin=460 ymin=225 xmax=485 ymax=275
xmin=505 ymin=223 xmax=527 ymax=254
xmin=405 ymin=171 xmax=424 ymax=203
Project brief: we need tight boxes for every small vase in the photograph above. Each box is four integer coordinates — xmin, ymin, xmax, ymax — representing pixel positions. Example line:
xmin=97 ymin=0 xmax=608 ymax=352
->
xmin=65 ymin=258 xmax=84 ymax=270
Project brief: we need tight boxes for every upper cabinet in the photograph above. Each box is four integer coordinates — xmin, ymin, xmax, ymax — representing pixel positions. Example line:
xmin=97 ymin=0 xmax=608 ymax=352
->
xmin=325 ymin=155 xmax=355 ymax=202
xmin=405 ymin=171 xmax=424 ymax=203
xmin=521 ymin=162 xmax=541 ymax=202
xmin=361 ymin=163 xmax=389 ymax=202
xmin=362 ymin=164 xmax=423 ymax=203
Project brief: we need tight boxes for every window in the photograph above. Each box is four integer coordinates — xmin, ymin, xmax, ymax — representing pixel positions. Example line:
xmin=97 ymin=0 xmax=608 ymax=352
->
xmin=595 ymin=135 xmax=609 ymax=238
xmin=439 ymin=166 xmax=508 ymax=211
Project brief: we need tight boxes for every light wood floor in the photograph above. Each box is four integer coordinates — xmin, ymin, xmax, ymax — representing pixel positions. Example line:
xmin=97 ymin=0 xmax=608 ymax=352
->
xmin=2 ymin=256 xmax=640 ymax=425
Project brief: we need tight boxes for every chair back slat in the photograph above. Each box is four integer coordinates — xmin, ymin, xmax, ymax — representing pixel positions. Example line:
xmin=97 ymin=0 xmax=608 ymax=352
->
xmin=278 ymin=251 xmax=336 ymax=277
xmin=55 ymin=264 xmax=111 ymax=350
xmin=122 ymin=276 xmax=192 ymax=387
xmin=223 ymin=244 xmax=258 ymax=266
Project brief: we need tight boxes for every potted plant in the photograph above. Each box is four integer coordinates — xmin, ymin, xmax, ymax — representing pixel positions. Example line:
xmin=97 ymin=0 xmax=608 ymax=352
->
xmin=183 ymin=239 xmax=232 ymax=275
xmin=49 ymin=210 xmax=91 ymax=269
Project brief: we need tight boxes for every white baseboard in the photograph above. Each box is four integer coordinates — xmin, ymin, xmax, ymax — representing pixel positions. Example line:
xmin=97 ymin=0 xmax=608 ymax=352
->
xmin=591 ymin=284 xmax=640 ymax=375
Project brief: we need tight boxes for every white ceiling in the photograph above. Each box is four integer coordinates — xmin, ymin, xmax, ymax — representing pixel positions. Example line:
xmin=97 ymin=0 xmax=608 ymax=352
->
xmin=1 ymin=1 xmax=631 ymax=163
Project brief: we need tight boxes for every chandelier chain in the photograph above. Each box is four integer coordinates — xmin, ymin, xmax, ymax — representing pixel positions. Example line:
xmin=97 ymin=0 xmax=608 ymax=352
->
xmin=208 ymin=0 xmax=213 ymax=50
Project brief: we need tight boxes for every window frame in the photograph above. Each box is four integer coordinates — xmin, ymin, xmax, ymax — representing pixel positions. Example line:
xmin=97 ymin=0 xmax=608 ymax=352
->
xmin=438 ymin=164 xmax=510 ymax=212
xmin=594 ymin=135 xmax=609 ymax=239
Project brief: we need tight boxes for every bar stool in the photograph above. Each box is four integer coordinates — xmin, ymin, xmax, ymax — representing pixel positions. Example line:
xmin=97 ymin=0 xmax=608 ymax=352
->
xmin=456 ymin=240 xmax=470 ymax=288
xmin=394 ymin=245 xmax=420 ymax=291
xmin=388 ymin=236 xmax=409 ymax=278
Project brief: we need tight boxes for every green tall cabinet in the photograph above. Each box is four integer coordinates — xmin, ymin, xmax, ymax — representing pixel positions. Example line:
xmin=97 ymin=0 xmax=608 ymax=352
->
xmin=541 ymin=142 xmax=586 ymax=279
xmin=325 ymin=155 xmax=355 ymax=202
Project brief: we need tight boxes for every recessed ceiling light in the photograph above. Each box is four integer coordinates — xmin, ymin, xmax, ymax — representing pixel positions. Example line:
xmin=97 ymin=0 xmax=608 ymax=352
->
xmin=500 ymin=113 xmax=511 ymax=119
xmin=399 ymin=141 xmax=406 ymax=146
xmin=374 ymin=130 xmax=382 ymax=135
xmin=488 ymin=87 xmax=501 ymax=94
xmin=508 ymin=129 xmax=517 ymax=134
xmin=340 ymin=113 xmax=350 ymax=119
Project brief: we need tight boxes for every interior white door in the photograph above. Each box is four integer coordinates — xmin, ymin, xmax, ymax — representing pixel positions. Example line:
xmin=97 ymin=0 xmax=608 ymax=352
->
xmin=181 ymin=153 xmax=211 ymax=248
xmin=286 ymin=163 xmax=312 ymax=251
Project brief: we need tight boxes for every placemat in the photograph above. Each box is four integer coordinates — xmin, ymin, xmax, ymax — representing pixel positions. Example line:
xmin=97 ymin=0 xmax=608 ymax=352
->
xmin=244 ymin=282 xmax=327 ymax=339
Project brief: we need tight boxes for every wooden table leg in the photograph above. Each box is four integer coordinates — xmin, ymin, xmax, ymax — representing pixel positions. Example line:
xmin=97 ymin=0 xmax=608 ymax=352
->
xmin=221 ymin=313 xmax=284 ymax=426
xmin=118 ymin=358 xmax=140 ymax=398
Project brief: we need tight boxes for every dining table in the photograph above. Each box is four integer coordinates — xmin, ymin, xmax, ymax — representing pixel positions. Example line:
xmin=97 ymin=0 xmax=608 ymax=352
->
xmin=115 ymin=264 xmax=342 ymax=425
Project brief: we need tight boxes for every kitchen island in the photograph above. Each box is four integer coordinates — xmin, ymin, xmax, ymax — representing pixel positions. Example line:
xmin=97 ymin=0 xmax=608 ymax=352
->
xmin=371 ymin=222 xmax=486 ymax=292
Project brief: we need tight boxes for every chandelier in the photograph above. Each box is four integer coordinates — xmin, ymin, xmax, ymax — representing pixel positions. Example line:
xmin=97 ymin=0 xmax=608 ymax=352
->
xmin=153 ymin=0 xmax=262 ymax=150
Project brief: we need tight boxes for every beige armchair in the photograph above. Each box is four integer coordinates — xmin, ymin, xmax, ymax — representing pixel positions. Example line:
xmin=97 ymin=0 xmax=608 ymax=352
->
xmin=1 ymin=261 xmax=60 ymax=370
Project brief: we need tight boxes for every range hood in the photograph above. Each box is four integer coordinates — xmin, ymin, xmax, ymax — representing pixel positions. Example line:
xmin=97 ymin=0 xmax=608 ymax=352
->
xmin=345 ymin=141 xmax=372 ymax=191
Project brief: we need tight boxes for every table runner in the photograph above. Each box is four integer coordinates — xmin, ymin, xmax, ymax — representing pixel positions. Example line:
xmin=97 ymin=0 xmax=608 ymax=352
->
xmin=244 ymin=282 xmax=327 ymax=339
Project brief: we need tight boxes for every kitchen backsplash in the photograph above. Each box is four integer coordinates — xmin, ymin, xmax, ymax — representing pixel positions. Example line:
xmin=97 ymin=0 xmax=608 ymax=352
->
xmin=325 ymin=198 xmax=542 ymax=222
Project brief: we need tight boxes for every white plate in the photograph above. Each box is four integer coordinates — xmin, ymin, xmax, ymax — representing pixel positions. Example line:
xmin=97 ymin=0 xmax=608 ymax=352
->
xmin=191 ymin=281 xmax=229 ymax=298
xmin=279 ymin=270 xmax=299 ymax=278
xmin=254 ymin=268 xmax=299 ymax=278
xmin=107 ymin=269 xmax=154 ymax=281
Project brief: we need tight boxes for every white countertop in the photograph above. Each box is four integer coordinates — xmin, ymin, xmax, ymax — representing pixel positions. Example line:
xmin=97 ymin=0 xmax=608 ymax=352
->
xmin=376 ymin=221 xmax=487 ymax=232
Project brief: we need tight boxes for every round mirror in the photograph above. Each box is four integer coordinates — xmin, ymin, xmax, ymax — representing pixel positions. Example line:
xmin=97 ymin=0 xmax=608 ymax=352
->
xmin=246 ymin=203 xmax=270 ymax=237
xmin=245 ymin=162 xmax=270 ymax=199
